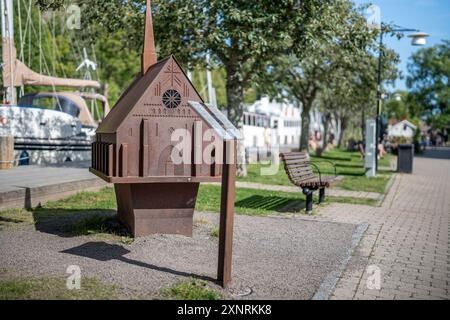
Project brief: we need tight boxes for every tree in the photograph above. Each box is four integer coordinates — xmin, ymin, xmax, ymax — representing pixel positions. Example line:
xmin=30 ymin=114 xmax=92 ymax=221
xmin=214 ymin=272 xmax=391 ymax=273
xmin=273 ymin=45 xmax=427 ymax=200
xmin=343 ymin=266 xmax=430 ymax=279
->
xmin=152 ymin=0 xmax=305 ymax=175
xmin=407 ymin=40 xmax=450 ymax=132
xmin=39 ymin=0 xmax=300 ymax=176
xmin=384 ymin=91 xmax=410 ymax=121
xmin=407 ymin=40 xmax=450 ymax=113
xmin=263 ymin=0 xmax=377 ymax=151
xmin=319 ymin=66 xmax=371 ymax=149
xmin=318 ymin=70 xmax=360 ymax=150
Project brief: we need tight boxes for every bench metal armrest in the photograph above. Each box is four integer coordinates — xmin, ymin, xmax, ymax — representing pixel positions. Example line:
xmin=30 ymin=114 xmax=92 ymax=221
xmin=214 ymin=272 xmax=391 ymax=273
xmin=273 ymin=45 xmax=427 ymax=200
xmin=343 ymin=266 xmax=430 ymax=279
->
xmin=308 ymin=162 xmax=322 ymax=184
xmin=309 ymin=159 xmax=337 ymax=177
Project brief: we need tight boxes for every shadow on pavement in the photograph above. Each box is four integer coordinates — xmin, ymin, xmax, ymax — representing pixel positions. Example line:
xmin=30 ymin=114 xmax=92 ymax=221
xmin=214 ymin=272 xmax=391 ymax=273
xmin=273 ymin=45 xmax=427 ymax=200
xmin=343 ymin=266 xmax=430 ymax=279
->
xmin=39 ymin=161 xmax=91 ymax=169
xmin=416 ymin=147 xmax=450 ymax=160
xmin=235 ymin=195 xmax=306 ymax=212
xmin=61 ymin=241 xmax=217 ymax=283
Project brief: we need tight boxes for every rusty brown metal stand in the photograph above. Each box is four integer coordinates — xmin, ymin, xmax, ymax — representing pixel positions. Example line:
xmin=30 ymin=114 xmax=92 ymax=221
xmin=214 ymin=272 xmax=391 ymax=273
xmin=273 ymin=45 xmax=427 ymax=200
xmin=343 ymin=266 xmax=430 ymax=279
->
xmin=115 ymin=182 xmax=199 ymax=237
xmin=217 ymin=140 xmax=236 ymax=288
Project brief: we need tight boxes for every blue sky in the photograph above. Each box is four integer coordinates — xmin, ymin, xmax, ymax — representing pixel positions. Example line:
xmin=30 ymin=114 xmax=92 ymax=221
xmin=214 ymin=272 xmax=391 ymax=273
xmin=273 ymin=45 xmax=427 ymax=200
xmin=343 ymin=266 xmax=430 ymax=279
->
xmin=354 ymin=0 xmax=450 ymax=91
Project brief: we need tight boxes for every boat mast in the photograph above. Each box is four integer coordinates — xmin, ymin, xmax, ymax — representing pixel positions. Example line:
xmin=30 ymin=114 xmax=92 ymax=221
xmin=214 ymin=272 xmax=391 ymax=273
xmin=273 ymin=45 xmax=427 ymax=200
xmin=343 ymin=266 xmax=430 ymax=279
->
xmin=1 ymin=0 xmax=16 ymax=104
xmin=206 ymin=53 xmax=217 ymax=107
xmin=1 ymin=0 xmax=16 ymax=103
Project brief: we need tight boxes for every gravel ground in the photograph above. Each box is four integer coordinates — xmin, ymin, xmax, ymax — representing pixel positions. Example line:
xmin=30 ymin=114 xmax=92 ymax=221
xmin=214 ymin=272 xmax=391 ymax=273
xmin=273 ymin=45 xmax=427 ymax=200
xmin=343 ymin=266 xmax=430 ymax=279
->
xmin=0 ymin=212 xmax=360 ymax=299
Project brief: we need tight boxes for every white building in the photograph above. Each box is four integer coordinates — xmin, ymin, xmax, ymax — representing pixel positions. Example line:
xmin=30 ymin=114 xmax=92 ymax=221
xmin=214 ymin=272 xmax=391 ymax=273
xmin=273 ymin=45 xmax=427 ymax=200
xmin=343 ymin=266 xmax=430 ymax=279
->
xmin=240 ymin=96 xmax=342 ymax=162
xmin=388 ymin=120 xmax=417 ymax=139
xmin=243 ymin=97 xmax=301 ymax=149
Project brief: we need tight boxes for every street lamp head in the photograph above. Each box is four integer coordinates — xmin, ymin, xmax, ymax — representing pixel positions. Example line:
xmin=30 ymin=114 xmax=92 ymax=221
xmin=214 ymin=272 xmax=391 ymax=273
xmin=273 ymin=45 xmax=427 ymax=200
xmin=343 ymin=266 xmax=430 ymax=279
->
xmin=408 ymin=32 xmax=429 ymax=46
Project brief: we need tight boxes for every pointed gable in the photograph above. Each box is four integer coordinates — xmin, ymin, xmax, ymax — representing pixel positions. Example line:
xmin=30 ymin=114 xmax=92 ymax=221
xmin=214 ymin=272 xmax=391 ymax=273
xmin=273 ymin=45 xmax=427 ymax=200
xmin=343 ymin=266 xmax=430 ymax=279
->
xmin=97 ymin=55 xmax=204 ymax=134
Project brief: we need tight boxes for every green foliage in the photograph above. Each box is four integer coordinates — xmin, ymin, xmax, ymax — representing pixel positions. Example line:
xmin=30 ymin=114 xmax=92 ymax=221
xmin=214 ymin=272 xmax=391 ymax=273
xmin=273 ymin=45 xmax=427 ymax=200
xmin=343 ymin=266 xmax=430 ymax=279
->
xmin=63 ymin=214 xmax=112 ymax=235
xmin=428 ymin=112 xmax=450 ymax=132
xmin=407 ymin=39 xmax=450 ymax=131
xmin=151 ymin=0 xmax=301 ymax=126
xmin=190 ymin=66 xmax=229 ymax=107
xmin=407 ymin=39 xmax=450 ymax=112
xmin=41 ymin=0 xmax=298 ymax=126
xmin=160 ymin=279 xmax=222 ymax=300
xmin=62 ymin=214 xmax=134 ymax=244
xmin=384 ymin=91 xmax=410 ymax=120
xmin=93 ymin=31 xmax=141 ymax=105
xmin=30 ymin=0 xmax=406 ymax=144
xmin=1 ymin=2 xmax=141 ymax=106
xmin=35 ymin=0 xmax=65 ymax=11
xmin=0 ymin=276 xmax=120 ymax=300
xmin=209 ymin=227 xmax=219 ymax=238
xmin=261 ymin=2 xmax=400 ymax=151
xmin=390 ymin=135 xmax=413 ymax=145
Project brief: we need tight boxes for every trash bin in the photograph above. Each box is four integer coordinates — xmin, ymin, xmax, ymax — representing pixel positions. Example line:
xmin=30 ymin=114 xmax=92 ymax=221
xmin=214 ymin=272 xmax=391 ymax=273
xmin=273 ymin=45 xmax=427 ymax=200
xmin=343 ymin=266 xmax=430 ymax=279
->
xmin=397 ymin=144 xmax=414 ymax=173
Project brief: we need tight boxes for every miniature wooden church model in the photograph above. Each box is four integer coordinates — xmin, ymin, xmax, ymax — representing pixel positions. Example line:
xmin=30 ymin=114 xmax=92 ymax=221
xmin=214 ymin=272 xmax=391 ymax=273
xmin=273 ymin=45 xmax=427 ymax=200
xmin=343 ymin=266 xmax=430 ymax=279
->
xmin=90 ymin=0 xmax=241 ymax=270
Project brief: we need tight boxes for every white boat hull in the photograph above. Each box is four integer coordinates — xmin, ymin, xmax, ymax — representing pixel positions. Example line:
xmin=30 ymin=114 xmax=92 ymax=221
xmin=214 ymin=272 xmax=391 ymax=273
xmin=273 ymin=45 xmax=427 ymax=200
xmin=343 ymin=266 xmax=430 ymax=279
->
xmin=13 ymin=149 xmax=91 ymax=165
xmin=0 ymin=105 xmax=95 ymax=165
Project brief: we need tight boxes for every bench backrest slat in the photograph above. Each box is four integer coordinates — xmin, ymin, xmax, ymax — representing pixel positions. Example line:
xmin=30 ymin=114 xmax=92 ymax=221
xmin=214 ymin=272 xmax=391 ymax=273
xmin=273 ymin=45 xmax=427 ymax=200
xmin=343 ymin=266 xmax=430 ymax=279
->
xmin=280 ymin=152 xmax=315 ymax=185
xmin=283 ymin=159 xmax=310 ymax=165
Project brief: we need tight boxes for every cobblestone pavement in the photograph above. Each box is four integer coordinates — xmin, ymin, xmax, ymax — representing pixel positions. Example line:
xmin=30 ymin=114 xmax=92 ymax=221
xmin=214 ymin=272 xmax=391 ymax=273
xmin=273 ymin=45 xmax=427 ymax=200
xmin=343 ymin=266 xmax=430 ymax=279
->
xmin=318 ymin=148 xmax=450 ymax=300
xmin=208 ymin=181 xmax=383 ymax=200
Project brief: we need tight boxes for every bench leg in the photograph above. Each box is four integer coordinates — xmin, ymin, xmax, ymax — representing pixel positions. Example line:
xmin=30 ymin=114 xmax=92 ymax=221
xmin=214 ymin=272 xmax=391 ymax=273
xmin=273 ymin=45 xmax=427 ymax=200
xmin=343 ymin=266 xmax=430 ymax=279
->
xmin=319 ymin=188 xmax=325 ymax=204
xmin=302 ymin=188 xmax=313 ymax=215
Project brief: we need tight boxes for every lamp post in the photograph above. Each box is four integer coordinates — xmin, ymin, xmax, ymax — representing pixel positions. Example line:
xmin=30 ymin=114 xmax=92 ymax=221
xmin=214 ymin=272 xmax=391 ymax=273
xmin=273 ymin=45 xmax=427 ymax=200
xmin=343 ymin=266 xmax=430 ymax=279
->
xmin=375 ymin=24 xmax=428 ymax=172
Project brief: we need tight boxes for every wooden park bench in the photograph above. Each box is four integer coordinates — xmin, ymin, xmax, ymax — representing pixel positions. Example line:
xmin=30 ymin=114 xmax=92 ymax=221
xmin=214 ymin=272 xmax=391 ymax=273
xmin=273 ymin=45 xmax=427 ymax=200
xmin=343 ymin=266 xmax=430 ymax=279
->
xmin=280 ymin=152 xmax=338 ymax=214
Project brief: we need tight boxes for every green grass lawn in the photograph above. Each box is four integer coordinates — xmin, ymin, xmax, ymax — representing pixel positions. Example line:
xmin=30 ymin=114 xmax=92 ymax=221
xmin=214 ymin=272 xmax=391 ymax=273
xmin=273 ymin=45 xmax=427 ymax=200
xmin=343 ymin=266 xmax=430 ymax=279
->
xmin=196 ymin=185 xmax=377 ymax=215
xmin=239 ymin=149 xmax=394 ymax=194
xmin=0 ymin=275 xmax=222 ymax=300
xmin=1 ymin=184 xmax=377 ymax=237
xmin=0 ymin=276 xmax=121 ymax=300
xmin=160 ymin=279 xmax=222 ymax=300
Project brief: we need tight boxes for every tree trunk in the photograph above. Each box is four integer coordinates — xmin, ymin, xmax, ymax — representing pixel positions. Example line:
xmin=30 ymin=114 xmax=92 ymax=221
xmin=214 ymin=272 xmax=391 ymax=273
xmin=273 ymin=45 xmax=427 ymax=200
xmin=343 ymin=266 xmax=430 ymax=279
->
xmin=337 ymin=117 xmax=348 ymax=149
xmin=225 ymin=63 xmax=246 ymax=177
xmin=300 ymin=100 xmax=312 ymax=152
xmin=322 ymin=112 xmax=331 ymax=152
xmin=361 ymin=108 xmax=366 ymax=141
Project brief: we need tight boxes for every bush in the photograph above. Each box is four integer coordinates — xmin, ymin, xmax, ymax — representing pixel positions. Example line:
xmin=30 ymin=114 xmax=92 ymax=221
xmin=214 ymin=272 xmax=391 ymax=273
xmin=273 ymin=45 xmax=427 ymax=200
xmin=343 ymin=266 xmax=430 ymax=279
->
xmin=390 ymin=136 xmax=413 ymax=154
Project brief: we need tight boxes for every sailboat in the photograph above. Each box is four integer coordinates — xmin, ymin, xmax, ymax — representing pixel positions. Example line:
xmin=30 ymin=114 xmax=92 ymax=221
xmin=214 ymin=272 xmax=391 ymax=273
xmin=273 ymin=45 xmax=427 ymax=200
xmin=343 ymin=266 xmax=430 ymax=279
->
xmin=0 ymin=0 xmax=109 ymax=165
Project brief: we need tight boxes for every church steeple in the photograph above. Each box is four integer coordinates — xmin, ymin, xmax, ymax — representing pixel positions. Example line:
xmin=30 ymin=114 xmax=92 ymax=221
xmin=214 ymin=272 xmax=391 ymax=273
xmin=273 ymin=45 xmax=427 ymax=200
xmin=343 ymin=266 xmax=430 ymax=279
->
xmin=142 ymin=0 xmax=157 ymax=75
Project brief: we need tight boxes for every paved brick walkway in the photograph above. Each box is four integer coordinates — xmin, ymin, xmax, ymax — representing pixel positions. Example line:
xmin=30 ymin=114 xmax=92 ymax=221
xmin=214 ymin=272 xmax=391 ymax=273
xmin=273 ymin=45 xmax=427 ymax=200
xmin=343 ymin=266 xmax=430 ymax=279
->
xmin=208 ymin=181 xmax=383 ymax=200
xmin=318 ymin=148 xmax=450 ymax=300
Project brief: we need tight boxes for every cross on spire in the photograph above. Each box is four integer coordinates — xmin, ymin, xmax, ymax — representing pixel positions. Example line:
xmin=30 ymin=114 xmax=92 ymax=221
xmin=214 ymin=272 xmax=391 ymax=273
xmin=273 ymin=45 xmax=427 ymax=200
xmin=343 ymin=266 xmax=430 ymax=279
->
xmin=142 ymin=0 xmax=157 ymax=75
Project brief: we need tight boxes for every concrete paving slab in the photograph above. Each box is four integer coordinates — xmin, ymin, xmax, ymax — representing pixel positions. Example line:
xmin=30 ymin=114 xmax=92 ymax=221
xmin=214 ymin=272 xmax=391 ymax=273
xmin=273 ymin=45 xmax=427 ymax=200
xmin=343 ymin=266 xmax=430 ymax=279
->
xmin=0 ymin=162 xmax=106 ymax=210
